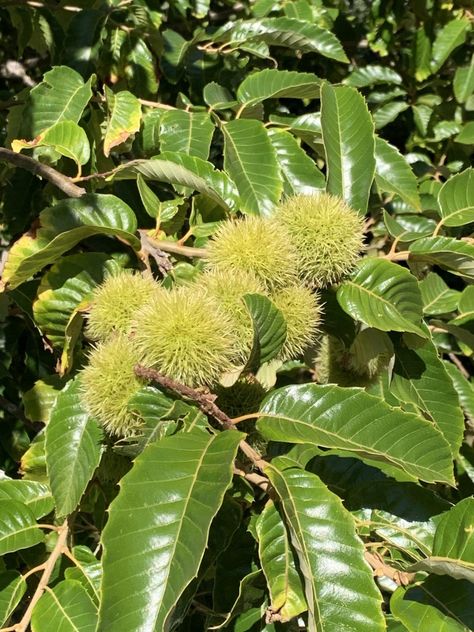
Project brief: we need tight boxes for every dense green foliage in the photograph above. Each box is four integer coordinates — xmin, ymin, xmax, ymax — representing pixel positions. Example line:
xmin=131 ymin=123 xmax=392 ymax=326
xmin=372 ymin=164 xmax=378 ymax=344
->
xmin=0 ymin=1 xmax=473 ymax=630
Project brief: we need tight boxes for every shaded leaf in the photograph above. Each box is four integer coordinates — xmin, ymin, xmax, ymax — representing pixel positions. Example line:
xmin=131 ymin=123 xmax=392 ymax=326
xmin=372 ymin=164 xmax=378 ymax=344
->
xmin=373 ymin=101 xmax=409 ymax=129
xmin=391 ymin=577 xmax=473 ymax=632
xmin=409 ymin=236 xmax=474 ymax=281
xmin=64 ymin=546 xmax=101 ymax=604
xmin=321 ymin=83 xmax=375 ymax=214
xmin=383 ymin=212 xmax=437 ymax=243
xmin=409 ymin=498 xmax=474 ymax=582
xmin=454 ymin=55 xmax=474 ymax=104
xmin=443 ymin=360 xmax=474 ymax=423
xmin=258 ymin=383 xmax=454 ymax=484
xmin=0 ymin=571 xmax=26 ymax=627
xmin=337 ymin=258 xmax=426 ymax=337
xmin=344 ymin=65 xmax=402 ymax=87
xmin=244 ymin=293 xmax=286 ymax=370
xmin=33 ymin=253 xmax=118 ymax=347
xmin=266 ymin=466 xmax=385 ymax=632
xmin=419 ymin=272 xmax=460 ymax=315
xmin=97 ymin=429 xmax=243 ymax=632
xmin=223 ymin=119 xmax=281 ymax=216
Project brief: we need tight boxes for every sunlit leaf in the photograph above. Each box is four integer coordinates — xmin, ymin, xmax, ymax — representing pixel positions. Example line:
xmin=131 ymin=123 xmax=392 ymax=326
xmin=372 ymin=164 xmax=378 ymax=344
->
xmin=321 ymin=83 xmax=375 ymax=214
xmin=46 ymin=379 xmax=103 ymax=518
xmin=337 ymin=258 xmax=426 ymax=337
xmin=103 ymin=88 xmax=141 ymax=157
xmin=258 ymin=383 xmax=454 ymax=484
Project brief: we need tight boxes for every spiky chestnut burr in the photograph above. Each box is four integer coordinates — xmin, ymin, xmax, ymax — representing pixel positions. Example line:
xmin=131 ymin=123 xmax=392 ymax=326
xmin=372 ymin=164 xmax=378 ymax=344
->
xmin=197 ymin=268 xmax=265 ymax=363
xmin=271 ymin=284 xmax=322 ymax=361
xmin=132 ymin=286 xmax=238 ymax=387
xmin=80 ymin=334 xmax=145 ymax=438
xmin=275 ymin=193 xmax=365 ymax=288
xmin=85 ymin=270 xmax=160 ymax=341
xmin=206 ymin=216 xmax=299 ymax=290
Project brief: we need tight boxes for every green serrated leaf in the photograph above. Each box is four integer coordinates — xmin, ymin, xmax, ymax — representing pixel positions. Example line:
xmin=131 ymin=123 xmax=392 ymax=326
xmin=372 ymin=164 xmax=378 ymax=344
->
xmin=419 ymin=273 xmax=460 ymax=316
xmin=64 ymin=546 xmax=101 ymax=605
xmin=33 ymin=253 xmax=118 ymax=347
xmin=113 ymin=152 xmax=238 ymax=213
xmin=0 ymin=480 xmax=53 ymax=520
xmin=0 ymin=571 xmax=26 ymax=627
xmin=19 ymin=65 xmax=93 ymax=138
xmin=258 ymin=383 xmax=454 ymax=484
xmin=321 ymin=83 xmax=375 ymax=214
xmin=454 ymin=54 xmax=474 ymax=104
xmin=375 ymin=137 xmax=420 ymax=210
xmin=159 ymin=110 xmax=214 ymax=161
xmin=408 ymin=498 xmax=474 ymax=582
xmin=97 ymin=429 xmax=243 ymax=631
xmin=383 ymin=211 xmax=437 ymax=243
xmin=266 ymin=466 xmax=385 ymax=632
xmin=103 ymin=88 xmax=141 ymax=157
xmin=31 ymin=579 xmax=97 ymax=632
xmin=267 ymin=128 xmax=325 ymax=195
xmin=430 ymin=18 xmax=471 ymax=74
xmin=0 ymin=500 xmax=44 ymax=555
xmin=214 ymin=17 xmax=348 ymax=63
xmin=391 ymin=577 xmax=472 ymax=632
xmin=256 ymin=500 xmax=306 ymax=622
xmin=13 ymin=120 xmax=90 ymax=176
xmin=344 ymin=65 xmax=402 ymax=87
xmin=444 ymin=360 xmax=474 ymax=423
xmin=237 ymin=69 xmax=320 ymax=109
xmin=409 ymin=236 xmax=474 ymax=281
xmin=244 ymin=293 xmax=287 ymax=370
xmin=2 ymin=195 xmax=139 ymax=290
xmin=390 ymin=339 xmax=464 ymax=457
xmin=437 ymin=169 xmax=474 ymax=227
xmin=337 ymin=258 xmax=426 ymax=337
xmin=222 ymin=119 xmax=281 ymax=216
xmin=46 ymin=379 xmax=103 ymax=518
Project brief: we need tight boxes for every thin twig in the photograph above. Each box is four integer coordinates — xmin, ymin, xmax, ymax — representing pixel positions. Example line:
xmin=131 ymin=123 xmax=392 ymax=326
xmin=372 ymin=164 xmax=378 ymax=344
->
xmin=230 ymin=412 xmax=261 ymax=425
xmin=0 ymin=148 xmax=85 ymax=198
xmin=138 ymin=99 xmax=176 ymax=110
xmin=448 ymin=353 xmax=470 ymax=379
xmin=0 ymin=0 xmax=81 ymax=10
xmin=364 ymin=551 xmax=415 ymax=587
xmin=382 ymin=250 xmax=410 ymax=262
xmin=233 ymin=466 xmax=269 ymax=491
xmin=134 ymin=365 xmax=267 ymax=470
xmin=139 ymin=231 xmax=208 ymax=259
xmin=12 ymin=520 xmax=69 ymax=632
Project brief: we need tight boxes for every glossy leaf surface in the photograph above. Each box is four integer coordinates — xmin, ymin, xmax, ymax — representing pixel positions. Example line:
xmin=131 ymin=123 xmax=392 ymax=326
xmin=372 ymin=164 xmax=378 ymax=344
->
xmin=258 ymin=384 xmax=454 ymax=483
